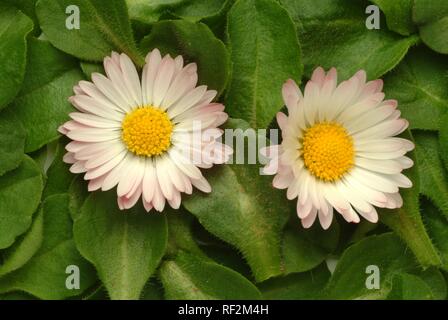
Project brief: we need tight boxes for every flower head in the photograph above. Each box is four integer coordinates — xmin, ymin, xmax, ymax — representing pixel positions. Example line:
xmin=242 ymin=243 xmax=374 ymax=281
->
xmin=262 ymin=67 xmax=414 ymax=229
xmin=59 ymin=49 xmax=232 ymax=211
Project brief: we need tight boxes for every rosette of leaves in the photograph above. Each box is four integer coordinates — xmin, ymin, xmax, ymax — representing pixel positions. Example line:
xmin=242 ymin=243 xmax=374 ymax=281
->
xmin=0 ymin=0 xmax=447 ymax=300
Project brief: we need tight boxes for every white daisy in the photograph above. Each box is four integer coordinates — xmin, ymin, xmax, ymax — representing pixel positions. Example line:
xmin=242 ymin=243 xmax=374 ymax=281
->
xmin=262 ymin=67 xmax=414 ymax=229
xmin=59 ymin=49 xmax=232 ymax=211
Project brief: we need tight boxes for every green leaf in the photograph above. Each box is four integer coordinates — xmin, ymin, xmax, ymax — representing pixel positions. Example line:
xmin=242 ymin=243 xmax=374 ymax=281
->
xmin=200 ymin=244 xmax=252 ymax=279
xmin=28 ymin=140 xmax=59 ymax=176
xmin=3 ymin=0 xmax=39 ymax=33
xmin=36 ymin=0 xmax=144 ymax=65
xmin=0 ymin=194 xmax=96 ymax=299
xmin=126 ymin=0 xmax=187 ymax=24
xmin=191 ymin=223 xmax=253 ymax=278
xmin=0 ymin=208 xmax=43 ymax=277
xmin=42 ymin=139 xmax=73 ymax=198
xmin=418 ymin=268 xmax=447 ymax=299
xmin=172 ymin=0 xmax=228 ymax=21
xmin=414 ymin=131 xmax=448 ymax=220
xmin=159 ymin=251 xmax=262 ymax=299
xmin=413 ymin=0 xmax=448 ymax=54
xmin=324 ymin=233 xmax=418 ymax=299
xmin=0 ymin=3 xmax=33 ymax=109
xmin=370 ymin=0 xmax=416 ymax=36
xmin=141 ymin=280 xmax=163 ymax=300
xmin=294 ymin=218 xmax=340 ymax=252
xmin=0 ymin=292 xmax=36 ymax=300
xmin=281 ymin=221 xmax=339 ymax=274
xmin=383 ymin=47 xmax=448 ymax=130
xmin=12 ymin=38 xmax=84 ymax=153
xmin=183 ymin=119 xmax=290 ymax=282
xmin=439 ymin=112 xmax=448 ymax=171
xmin=0 ymin=155 xmax=43 ymax=249
xmin=386 ymin=273 xmax=434 ymax=300
xmin=259 ymin=264 xmax=330 ymax=300
xmin=68 ymin=176 xmax=89 ymax=221
xmin=74 ymin=191 xmax=168 ymax=300
xmin=81 ymin=284 xmax=108 ymax=300
xmin=166 ymin=211 xmax=208 ymax=259
xmin=19 ymin=38 xmax=78 ymax=96
xmin=140 ymin=19 xmax=230 ymax=97
xmin=380 ymin=131 xmax=443 ymax=269
xmin=225 ymin=0 xmax=302 ymax=128
xmin=386 ymin=268 xmax=446 ymax=300
xmin=80 ymin=61 xmax=104 ymax=80
xmin=280 ymin=0 xmax=418 ymax=80
xmin=0 ymin=108 xmax=26 ymax=176
xmin=171 ymin=0 xmax=235 ymax=36
xmin=348 ymin=220 xmax=379 ymax=244
xmin=422 ymin=198 xmax=448 ymax=270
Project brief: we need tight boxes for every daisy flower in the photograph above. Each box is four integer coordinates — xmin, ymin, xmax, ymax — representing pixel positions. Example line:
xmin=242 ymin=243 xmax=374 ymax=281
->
xmin=262 ymin=67 xmax=414 ymax=229
xmin=59 ymin=49 xmax=231 ymax=211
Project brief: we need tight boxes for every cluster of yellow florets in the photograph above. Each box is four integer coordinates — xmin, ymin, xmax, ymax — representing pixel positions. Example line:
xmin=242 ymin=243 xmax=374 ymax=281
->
xmin=302 ymin=122 xmax=354 ymax=182
xmin=121 ymin=106 xmax=173 ymax=157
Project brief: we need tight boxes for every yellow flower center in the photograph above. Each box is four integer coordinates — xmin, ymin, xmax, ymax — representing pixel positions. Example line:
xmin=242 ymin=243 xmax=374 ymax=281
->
xmin=301 ymin=122 xmax=354 ymax=182
xmin=121 ymin=106 xmax=173 ymax=157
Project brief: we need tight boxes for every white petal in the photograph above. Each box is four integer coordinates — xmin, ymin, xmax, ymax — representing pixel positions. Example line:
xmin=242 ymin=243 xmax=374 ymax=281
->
xmin=101 ymin=153 xmax=131 ymax=191
xmin=84 ymin=150 xmax=127 ymax=180
xmin=191 ymin=176 xmax=212 ymax=193
xmin=168 ymin=148 xmax=203 ymax=180
xmin=156 ymin=156 xmax=174 ymax=200
xmin=117 ymin=156 xmax=142 ymax=197
xmin=88 ymin=174 xmax=107 ymax=191
xmin=70 ymin=95 xmax=124 ymax=121
xmin=357 ymin=206 xmax=378 ymax=223
xmin=84 ymin=143 xmax=126 ymax=169
xmin=310 ymin=67 xmax=326 ymax=88
xmin=167 ymin=85 xmax=208 ymax=119
xmin=338 ymin=180 xmax=373 ymax=213
xmin=273 ymin=172 xmax=294 ymax=189
xmin=318 ymin=207 xmax=333 ymax=229
xmin=63 ymin=152 xmax=76 ymax=164
xmin=276 ymin=112 xmax=288 ymax=130
xmin=353 ymin=119 xmax=408 ymax=140
xmin=143 ymin=49 xmax=162 ymax=105
xmin=67 ymin=128 xmax=120 ymax=143
xmin=120 ymin=53 xmax=143 ymax=106
xmin=77 ymin=81 xmax=123 ymax=112
xmin=349 ymin=167 xmax=399 ymax=193
xmin=152 ymin=174 xmax=166 ymax=212
xmin=92 ymin=72 xmax=132 ymax=113
xmin=118 ymin=184 xmax=142 ymax=210
xmin=168 ymin=190 xmax=182 ymax=209
xmin=301 ymin=207 xmax=317 ymax=228
xmin=69 ymin=112 xmax=121 ymax=129
xmin=162 ymin=63 xmax=198 ymax=109
xmin=396 ymin=156 xmax=414 ymax=169
xmin=165 ymin=155 xmax=187 ymax=193
xmin=67 ymin=128 xmax=120 ymax=142
xmin=75 ymin=140 xmax=121 ymax=160
xmin=387 ymin=173 xmax=413 ymax=188
xmin=104 ymin=57 xmax=135 ymax=109
xmin=142 ymin=159 xmax=156 ymax=203
xmin=153 ymin=56 xmax=176 ymax=107
xmin=355 ymin=157 xmax=403 ymax=175
xmin=297 ymin=198 xmax=313 ymax=219
xmin=70 ymin=161 xmax=87 ymax=174
xmin=323 ymin=183 xmax=351 ymax=212
xmin=343 ymin=173 xmax=388 ymax=207
xmin=282 ymin=79 xmax=302 ymax=113
xmin=346 ymin=101 xmax=397 ymax=134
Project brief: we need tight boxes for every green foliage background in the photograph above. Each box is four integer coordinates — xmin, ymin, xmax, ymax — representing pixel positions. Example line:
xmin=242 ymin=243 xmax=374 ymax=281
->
xmin=0 ymin=0 xmax=447 ymax=300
